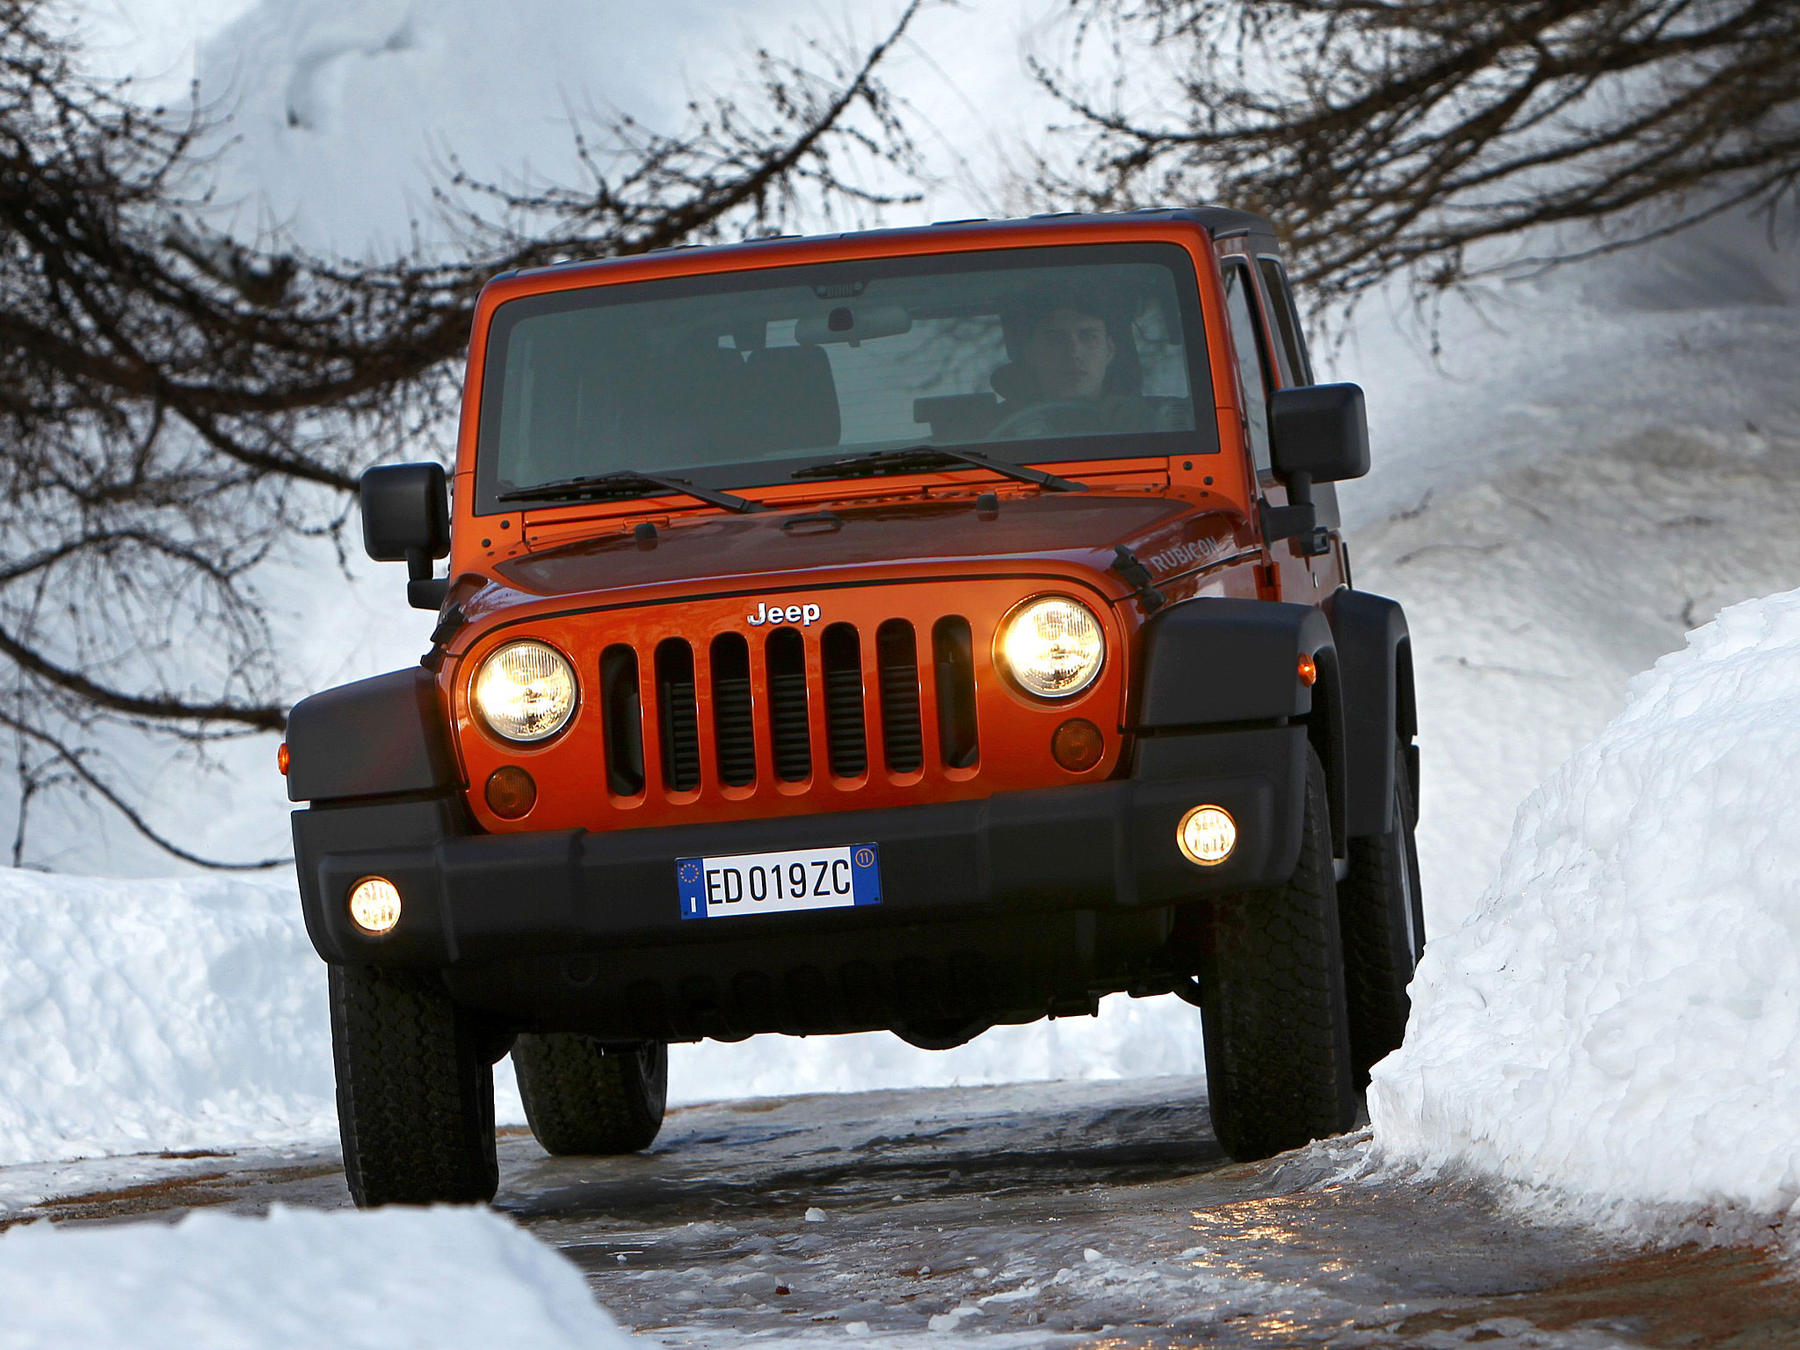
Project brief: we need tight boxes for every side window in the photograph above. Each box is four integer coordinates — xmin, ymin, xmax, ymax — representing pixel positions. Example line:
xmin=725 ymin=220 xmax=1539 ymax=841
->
xmin=1256 ymin=257 xmax=1314 ymax=386
xmin=1221 ymin=260 xmax=1273 ymax=473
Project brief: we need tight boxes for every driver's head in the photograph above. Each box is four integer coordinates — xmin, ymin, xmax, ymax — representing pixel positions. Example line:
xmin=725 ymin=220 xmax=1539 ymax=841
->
xmin=1018 ymin=304 xmax=1116 ymax=400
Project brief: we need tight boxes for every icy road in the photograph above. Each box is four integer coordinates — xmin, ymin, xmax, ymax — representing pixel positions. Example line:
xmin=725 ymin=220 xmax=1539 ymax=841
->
xmin=7 ymin=1077 xmax=1797 ymax=1348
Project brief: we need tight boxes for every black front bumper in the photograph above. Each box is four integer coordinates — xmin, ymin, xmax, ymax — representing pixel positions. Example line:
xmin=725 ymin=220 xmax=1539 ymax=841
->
xmin=293 ymin=726 xmax=1306 ymax=1037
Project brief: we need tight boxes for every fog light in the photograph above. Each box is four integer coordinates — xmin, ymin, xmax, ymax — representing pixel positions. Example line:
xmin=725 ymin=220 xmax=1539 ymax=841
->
xmin=485 ymin=765 xmax=537 ymax=819
xmin=1052 ymin=718 xmax=1104 ymax=772
xmin=1177 ymin=805 xmax=1236 ymax=866
xmin=348 ymin=876 xmax=402 ymax=936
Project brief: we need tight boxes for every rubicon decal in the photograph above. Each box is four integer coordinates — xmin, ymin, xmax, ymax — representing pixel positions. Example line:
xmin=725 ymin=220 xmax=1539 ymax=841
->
xmin=1144 ymin=537 xmax=1233 ymax=575
xmin=747 ymin=600 xmax=822 ymax=627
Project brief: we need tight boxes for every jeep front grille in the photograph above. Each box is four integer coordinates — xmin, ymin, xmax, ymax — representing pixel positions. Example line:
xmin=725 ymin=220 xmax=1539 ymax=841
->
xmin=598 ymin=616 xmax=979 ymax=802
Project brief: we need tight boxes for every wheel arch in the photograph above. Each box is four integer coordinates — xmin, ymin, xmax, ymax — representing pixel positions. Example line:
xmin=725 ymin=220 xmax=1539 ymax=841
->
xmin=1321 ymin=589 xmax=1414 ymax=839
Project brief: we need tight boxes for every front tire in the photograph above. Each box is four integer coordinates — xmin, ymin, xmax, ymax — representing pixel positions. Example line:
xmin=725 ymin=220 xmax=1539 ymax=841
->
xmin=329 ymin=964 xmax=499 ymax=1207
xmin=512 ymin=1035 xmax=668 ymax=1157
xmin=1338 ymin=741 xmax=1427 ymax=1087
xmin=1196 ymin=747 xmax=1358 ymax=1161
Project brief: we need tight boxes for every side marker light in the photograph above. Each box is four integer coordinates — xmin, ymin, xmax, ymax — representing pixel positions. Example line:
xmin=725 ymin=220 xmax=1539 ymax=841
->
xmin=1052 ymin=718 xmax=1105 ymax=772
xmin=348 ymin=877 xmax=403 ymax=936
xmin=1177 ymin=805 xmax=1237 ymax=866
xmin=276 ymin=743 xmax=290 ymax=776
xmin=485 ymin=766 xmax=538 ymax=819
xmin=1297 ymin=654 xmax=1318 ymax=687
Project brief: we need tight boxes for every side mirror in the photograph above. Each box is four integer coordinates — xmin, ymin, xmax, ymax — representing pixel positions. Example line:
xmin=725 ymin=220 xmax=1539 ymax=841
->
xmin=1261 ymin=383 xmax=1369 ymax=556
xmin=1269 ymin=383 xmax=1369 ymax=484
xmin=361 ymin=463 xmax=450 ymax=610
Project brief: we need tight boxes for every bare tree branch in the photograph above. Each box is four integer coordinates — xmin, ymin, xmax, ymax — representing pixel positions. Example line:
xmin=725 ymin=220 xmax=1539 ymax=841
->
xmin=0 ymin=0 xmax=926 ymax=867
xmin=1030 ymin=0 xmax=1800 ymax=303
xmin=0 ymin=708 xmax=288 ymax=870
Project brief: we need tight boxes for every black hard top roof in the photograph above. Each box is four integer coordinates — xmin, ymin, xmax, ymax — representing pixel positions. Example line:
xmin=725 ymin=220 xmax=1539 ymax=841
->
xmin=504 ymin=207 xmax=1282 ymax=281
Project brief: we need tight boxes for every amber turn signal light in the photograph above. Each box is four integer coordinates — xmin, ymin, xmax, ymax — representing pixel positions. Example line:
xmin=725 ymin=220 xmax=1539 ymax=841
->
xmin=1297 ymin=654 xmax=1317 ymax=687
xmin=276 ymin=742 xmax=290 ymax=776
xmin=1052 ymin=718 xmax=1104 ymax=772
xmin=485 ymin=765 xmax=538 ymax=819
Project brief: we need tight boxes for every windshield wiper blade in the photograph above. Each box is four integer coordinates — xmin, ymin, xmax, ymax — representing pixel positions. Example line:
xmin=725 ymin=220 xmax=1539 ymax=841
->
xmin=497 ymin=470 xmax=764 ymax=513
xmin=789 ymin=447 xmax=1086 ymax=493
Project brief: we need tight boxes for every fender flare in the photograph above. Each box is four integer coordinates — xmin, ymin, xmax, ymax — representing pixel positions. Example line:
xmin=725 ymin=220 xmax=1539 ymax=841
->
xmin=1322 ymin=588 xmax=1415 ymax=838
xmin=285 ymin=667 xmax=461 ymax=804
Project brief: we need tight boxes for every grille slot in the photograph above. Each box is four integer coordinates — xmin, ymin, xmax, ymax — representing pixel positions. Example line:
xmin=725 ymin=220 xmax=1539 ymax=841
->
xmin=655 ymin=639 xmax=701 ymax=792
xmin=599 ymin=645 xmax=645 ymax=796
xmin=932 ymin=615 xmax=979 ymax=770
xmin=821 ymin=623 xmax=867 ymax=778
xmin=765 ymin=627 xmax=812 ymax=782
xmin=710 ymin=633 xmax=756 ymax=787
xmin=876 ymin=619 xmax=924 ymax=774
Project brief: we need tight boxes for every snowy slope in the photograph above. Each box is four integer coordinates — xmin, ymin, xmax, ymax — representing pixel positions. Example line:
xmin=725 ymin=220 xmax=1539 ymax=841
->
xmin=1341 ymin=209 xmax=1800 ymax=928
xmin=1369 ymin=586 xmax=1800 ymax=1230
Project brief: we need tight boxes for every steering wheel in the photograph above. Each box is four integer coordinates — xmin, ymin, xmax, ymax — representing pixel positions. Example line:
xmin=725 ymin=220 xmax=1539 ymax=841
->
xmin=987 ymin=399 xmax=1108 ymax=440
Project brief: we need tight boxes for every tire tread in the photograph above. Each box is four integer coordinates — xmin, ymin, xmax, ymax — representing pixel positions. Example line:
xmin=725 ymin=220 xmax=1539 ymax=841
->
xmin=513 ymin=1035 xmax=668 ymax=1157
xmin=1198 ymin=748 xmax=1357 ymax=1161
xmin=331 ymin=964 xmax=498 ymax=1207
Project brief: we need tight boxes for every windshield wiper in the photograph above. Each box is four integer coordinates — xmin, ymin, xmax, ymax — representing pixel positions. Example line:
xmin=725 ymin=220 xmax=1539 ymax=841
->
xmin=789 ymin=447 xmax=1086 ymax=493
xmin=497 ymin=470 xmax=764 ymax=513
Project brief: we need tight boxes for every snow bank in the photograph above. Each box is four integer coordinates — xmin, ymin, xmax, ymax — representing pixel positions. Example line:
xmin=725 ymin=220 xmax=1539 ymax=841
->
xmin=1369 ymin=587 xmax=1800 ymax=1223
xmin=0 ymin=1205 xmax=641 ymax=1348
xmin=0 ymin=870 xmax=336 ymax=1164
xmin=0 ymin=863 xmax=1203 ymax=1169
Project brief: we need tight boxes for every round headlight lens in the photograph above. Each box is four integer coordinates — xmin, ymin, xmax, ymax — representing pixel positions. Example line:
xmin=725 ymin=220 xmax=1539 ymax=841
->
xmin=472 ymin=640 xmax=578 ymax=742
xmin=998 ymin=596 xmax=1106 ymax=698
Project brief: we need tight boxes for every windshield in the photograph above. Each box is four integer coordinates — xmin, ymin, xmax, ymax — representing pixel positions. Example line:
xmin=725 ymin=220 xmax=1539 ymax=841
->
xmin=474 ymin=242 xmax=1215 ymax=512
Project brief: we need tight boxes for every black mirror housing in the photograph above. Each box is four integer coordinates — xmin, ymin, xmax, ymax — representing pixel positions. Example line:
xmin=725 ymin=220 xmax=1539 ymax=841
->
xmin=361 ymin=463 xmax=450 ymax=609
xmin=361 ymin=463 xmax=449 ymax=562
xmin=1269 ymin=383 xmax=1370 ymax=484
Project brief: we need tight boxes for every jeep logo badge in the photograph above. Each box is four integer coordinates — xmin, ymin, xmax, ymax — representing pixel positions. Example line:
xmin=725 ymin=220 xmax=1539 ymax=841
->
xmin=747 ymin=600 xmax=821 ymax=627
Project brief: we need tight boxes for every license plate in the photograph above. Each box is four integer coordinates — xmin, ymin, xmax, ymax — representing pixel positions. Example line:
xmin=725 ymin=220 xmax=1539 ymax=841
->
xmin=676 ymin=843 xmax=882 ymax=921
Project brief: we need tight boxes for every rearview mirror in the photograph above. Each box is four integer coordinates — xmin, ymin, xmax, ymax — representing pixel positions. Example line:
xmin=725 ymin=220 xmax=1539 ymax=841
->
xmin=361 ymin=463 xmax=449 ymax=610
xmin=795 ymin=303 xmax=913 ymax=346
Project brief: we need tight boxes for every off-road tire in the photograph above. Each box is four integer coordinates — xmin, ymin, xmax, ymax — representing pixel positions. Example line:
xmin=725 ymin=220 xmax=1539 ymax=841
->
xmin=1339 ymin=741 xmax=1427 ymax=1087
xmin=1196 ymin=747 xmax=1358 ymax=1161
xmin=329 ymin=964 xmax=499 ymax=1207
xmin=512 ymin=1035 xmax=668 ymax=1156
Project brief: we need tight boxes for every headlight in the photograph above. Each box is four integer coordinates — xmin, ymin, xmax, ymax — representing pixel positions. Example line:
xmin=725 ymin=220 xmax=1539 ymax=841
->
xmin=472 ymin=639 xmax=578 ymax=742
xmin=997 ymin=596 xmax=1106 ymax=698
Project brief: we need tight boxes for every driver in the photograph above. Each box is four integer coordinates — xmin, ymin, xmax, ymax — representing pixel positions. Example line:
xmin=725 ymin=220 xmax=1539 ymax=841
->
xmin=988 ymin=293 xmax=1150 ymax=433
xmin=1017 ymin=305 xmax=1117 ymax=401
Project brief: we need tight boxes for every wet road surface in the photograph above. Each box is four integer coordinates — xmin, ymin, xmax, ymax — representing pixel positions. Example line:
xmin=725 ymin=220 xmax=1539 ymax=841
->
xmin=4 ymin=1076 xmax=1796 ymax=1347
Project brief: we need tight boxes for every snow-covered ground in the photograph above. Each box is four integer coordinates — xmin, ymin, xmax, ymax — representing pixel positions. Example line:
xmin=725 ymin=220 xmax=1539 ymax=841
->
xmin=0 ymin=1204 xmax=643 ymax=1349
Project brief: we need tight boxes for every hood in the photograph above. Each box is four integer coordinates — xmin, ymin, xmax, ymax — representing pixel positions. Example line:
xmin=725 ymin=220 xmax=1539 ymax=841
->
xmin=479 ymin=494 xmax=1253 ymax=610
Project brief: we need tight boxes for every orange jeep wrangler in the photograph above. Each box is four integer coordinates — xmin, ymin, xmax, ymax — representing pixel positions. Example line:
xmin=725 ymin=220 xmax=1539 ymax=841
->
xmin=284 ymin=209 xmax=1423 ymax=1207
